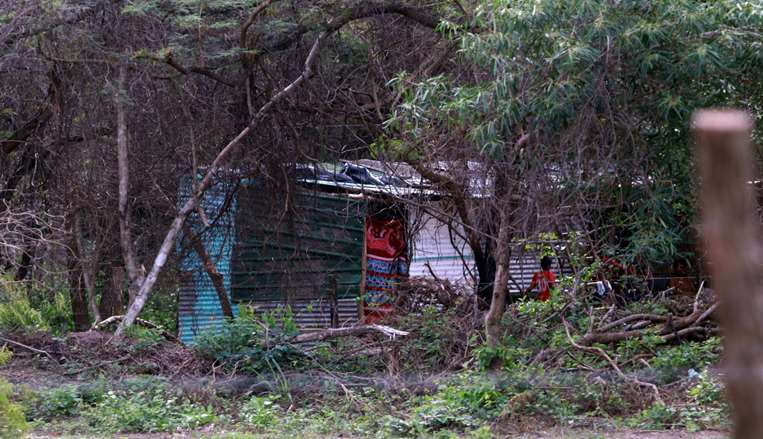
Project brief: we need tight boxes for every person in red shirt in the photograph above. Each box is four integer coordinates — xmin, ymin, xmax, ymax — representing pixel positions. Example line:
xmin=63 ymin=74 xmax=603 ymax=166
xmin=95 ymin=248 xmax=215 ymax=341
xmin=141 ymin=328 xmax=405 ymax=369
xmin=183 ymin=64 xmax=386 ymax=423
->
xmin=526 ymin=256 xmax=556 ymax=301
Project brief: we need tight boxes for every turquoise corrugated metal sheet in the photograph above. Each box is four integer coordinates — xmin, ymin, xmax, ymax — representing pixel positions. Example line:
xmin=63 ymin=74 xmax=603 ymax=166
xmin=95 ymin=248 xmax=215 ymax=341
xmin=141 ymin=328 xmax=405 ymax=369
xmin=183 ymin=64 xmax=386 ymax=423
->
xmin=231 ymin=188 xmax=365 ymax=303
xmin=177 ymin=177 xmax=239 ymax=345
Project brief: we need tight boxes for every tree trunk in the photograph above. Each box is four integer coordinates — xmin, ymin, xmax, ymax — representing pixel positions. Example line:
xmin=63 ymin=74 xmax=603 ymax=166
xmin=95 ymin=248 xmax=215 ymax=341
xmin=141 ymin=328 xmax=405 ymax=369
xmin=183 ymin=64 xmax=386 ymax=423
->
xmin=99 ymin=265 xmax=125 ymax=319
xmin=72 ymin=210 xmax=101 ymax=323
xmin=694 ymin=109 xmax=762 ymax=439
xmin=183 ymin=223 xmax=234 ymax=318
xmin=475 ymin=249 xmax=496 ymax=307
xmin=13 ymin=250 xmax=32 ymax=281
xmin=115 ymin=64 xmax=146 ymax=305
xmin=67 ymin=257 xmax=90 ymax=331
xmin=485 ymin=210 xmax=511 ymax=348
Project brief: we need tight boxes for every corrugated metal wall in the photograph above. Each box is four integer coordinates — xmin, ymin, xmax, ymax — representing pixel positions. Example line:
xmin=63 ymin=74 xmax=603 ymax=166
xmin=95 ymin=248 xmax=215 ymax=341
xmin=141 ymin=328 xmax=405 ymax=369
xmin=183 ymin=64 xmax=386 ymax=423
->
xmin=177 ymin=178 xmax=239 ymax=345
xmin=507 ymin=252 xmax=572 ymax=295
xmin=231 ymin=189 xmax=365 ymax=303
xmin=248 ymin=298 xmax=359 ymax=329
xmin=409 ymin=212 xmax=476 ymax=287
xmin=409 ymin=211 xmax=573 ymax=293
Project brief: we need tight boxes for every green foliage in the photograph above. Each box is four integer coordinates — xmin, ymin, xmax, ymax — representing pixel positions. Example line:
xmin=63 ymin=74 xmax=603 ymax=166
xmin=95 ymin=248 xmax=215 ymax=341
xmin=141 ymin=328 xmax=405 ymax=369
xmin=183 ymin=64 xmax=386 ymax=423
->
xmin=35 ymin=385 xmax=82 ymax=418
xmin=0 ymin=277 xmax=75 ymax=334
xmin=0 ymin=295 xmax=48 ymax=333
xmin=85 ymin=389 xmax=215 ymax=433
xmin=626 ymin=402 xmax=677 ymax=430
xmin=392 ymin=0 xmax=763 ymax=264
xmin=651 ymin=337 xmax=722 ymax=379
xmin=0 ymin=345 xmax=11 ymax=367
xmin=195 ymin=306 xmax=301 ymax=375
xmin=27 ymin=377 xmax=215 ymax=433
xmin=397 ymin=305 xmax=468 ymax=372
xmin=38 ymin=291 xmax=73 ymax=335
xmin=0 ymin=379 xmax=27 ymax=439
xmin=474 ymin=336 xmax=529 ymax=372
xmin=239 ymin=395 xmax=280 ymax=428
xmin=679 ymin=370 xmax=729 ymax=431
xmin=124 ymin=326 xmax=166 ymax=350
xmin=411 ymin=374 xmax=507 ymax=432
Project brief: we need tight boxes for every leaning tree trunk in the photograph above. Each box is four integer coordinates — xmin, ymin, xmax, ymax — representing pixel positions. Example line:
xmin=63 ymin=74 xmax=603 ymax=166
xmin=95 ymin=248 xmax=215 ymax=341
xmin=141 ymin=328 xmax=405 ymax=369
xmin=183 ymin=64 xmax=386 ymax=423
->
xmin=694 ymin=109 xmax=763 ymax=439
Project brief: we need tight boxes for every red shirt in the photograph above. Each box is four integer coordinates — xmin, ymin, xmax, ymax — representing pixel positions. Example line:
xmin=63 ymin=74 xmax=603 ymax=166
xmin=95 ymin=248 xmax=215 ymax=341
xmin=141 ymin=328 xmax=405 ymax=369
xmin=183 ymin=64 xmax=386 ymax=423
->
xmin=530 ymin=270 xmax=556 ymax=301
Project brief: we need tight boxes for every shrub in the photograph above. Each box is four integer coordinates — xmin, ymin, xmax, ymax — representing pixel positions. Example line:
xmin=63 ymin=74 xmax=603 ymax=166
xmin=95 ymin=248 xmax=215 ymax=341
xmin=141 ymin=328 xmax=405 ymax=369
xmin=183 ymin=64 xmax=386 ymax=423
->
xmin=0 ymin=345 xmax=12 ymax=366
xmin=195 ymin=306 xmax=301 ymax=375
xmin=0 ymin=295 xmax=47 ymax=333
xmin=411 ymin=373 xmax=506 ymax=432
xmin=679 ymin=370 xmax=729 ymax=431
xmin=0 ymin=379 xmax=28 ymax=438
xmin=32 ymin=385 xmax=82 ymax=419
xmin=239 ymin=395 xmax=280 ymax=428
xmin=626 ymin=403 xmax=677 ymax=429
xmin=38 ymin=291 xmax=73 ymax=335
xmin=83 ymin=378 xmax=215 ymax=433
xmin=474 ymin=336 xmax=530 ymax=372
xmin=652 ymin=337 xmax=721 ymax=372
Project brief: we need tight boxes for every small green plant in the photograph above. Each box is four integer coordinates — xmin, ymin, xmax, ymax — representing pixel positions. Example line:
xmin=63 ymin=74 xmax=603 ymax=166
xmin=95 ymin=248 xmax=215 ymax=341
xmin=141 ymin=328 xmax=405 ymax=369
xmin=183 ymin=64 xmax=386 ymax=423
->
xmin=626 ymin=402 xmax=676 ymax=430
xmin=195 ymin=305 xmax=301 ymax=375
xmin=0 ymin=379 xmax=28 ymax=438
xmin=239 ymin=395 xmax=280 ymax=428
xmin=0 ymin=293 xmax=47 ymax=332
xmin=679 ymin=370 xmax=729 ymax=431
xmin=474 ymin=336 xmax=530 ymax=372
xmin=411 ymin=373 xmax=506 ymax=432
xmin=0 ymin=345 xmax=12 ymax=366
xmin=652 ymin=337 xmax=721 ymax=372
xmin=124 ymin=325 xmax=165 ymax=349
xmin=33 ymin=385 xmax=82 ymax=419
xmin=83 ymin=379 xmax=215 ymax=433
xmin=38 ymin=290 xmax=73 ymax=335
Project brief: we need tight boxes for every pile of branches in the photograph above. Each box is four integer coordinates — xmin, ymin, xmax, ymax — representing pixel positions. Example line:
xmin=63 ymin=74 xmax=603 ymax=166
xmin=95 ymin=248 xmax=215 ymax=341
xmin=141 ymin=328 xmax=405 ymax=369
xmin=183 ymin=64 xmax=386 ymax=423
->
xmin=394 ymin=276 xmax=475 ymax=316
xmin=0 ymin=330 xmax=210 ymax=377
xmin=573 ymin=287 xmax=719 ymax=348
xmin=513 ymin=285 xmax=721 ymax=403
xmin=386 ymin=277 xmax=478 ymax=372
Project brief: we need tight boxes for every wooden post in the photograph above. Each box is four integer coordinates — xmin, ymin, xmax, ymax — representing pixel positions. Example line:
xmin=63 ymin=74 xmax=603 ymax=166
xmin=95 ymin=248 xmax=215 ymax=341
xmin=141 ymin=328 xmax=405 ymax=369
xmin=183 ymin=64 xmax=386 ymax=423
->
xmin=358 ymin=217 xmax=368 ymax=323
xmin=694 ymin=109 xmax=762 ymax=439
xmin=329 ymin=275 xmax=339 ymax=328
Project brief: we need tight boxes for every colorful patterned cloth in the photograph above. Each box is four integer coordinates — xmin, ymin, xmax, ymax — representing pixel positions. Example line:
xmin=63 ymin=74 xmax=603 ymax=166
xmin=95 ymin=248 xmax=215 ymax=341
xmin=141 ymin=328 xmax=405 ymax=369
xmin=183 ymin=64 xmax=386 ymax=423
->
xmin=363 ymin=217 xmax=409 ymax=321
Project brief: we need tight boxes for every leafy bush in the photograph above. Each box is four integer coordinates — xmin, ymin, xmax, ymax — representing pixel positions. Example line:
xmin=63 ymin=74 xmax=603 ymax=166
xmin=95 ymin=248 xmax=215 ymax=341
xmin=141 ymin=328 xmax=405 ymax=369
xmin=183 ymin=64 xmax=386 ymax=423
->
xmin=0 ymin=379 xmax=28 ymax=438
xmin=124 ymin=325 xmax=166 ymax=349
xmin=83 ymin=378 xmax=215 ymax=433
xmin=474 ymin=336 xmax=530 ymax=372
xmin=626 ymin=403 xmax=676 ymax=429
xmin=33 ymin=385 xmax=81 ymax=419
xmin=0 ymin=345 xmax=12 ymax=366
xmin=397 ymin=305 xmax=468 ymax=371
xmin=411 ymin=374 xmax=506 ymax=432
xmin=239 ymin=395 xmax=280 ymax=428
xmin=652 ymin=337 xmax=721 ymax=372
xmin=38 ymin=291 xmax=73 ymax=335
xmin=195 ymin=306 xmax=301 ymax=374
xmin=0 ymin=293 xmax=48 ymax=333
xmin=679 ymin=370 xmax=729 ymax=431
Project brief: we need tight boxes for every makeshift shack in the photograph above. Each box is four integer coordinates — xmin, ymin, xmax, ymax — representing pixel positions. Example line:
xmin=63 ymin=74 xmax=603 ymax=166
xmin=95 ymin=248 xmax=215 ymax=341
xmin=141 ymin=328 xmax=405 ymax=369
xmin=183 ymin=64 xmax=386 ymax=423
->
xmin=176 ymin=162 xmax=569 ymax=344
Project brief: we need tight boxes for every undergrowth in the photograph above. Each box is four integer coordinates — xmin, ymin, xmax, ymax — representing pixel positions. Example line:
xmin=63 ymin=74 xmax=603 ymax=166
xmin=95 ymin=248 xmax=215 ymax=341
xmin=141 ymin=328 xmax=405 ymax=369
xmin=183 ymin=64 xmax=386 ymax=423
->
xmin=27 ymin=376 xmax=217 ymax=434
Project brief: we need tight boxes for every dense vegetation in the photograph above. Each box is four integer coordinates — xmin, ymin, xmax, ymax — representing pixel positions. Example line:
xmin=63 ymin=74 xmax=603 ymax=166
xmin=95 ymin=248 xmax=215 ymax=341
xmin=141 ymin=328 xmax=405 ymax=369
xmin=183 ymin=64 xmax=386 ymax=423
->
xmin=1 ymin=0 xmax=762 ymax=437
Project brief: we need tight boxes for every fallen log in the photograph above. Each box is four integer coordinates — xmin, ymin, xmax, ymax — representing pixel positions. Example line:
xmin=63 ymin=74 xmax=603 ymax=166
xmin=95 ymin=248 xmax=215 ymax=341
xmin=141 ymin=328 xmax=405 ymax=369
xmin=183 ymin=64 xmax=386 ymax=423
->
xmin=92 ymin=315 xmax=179 ymax=342
xmin=287 ymin=324 xmax=409 ymax=345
